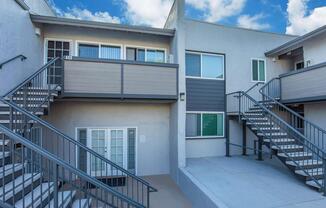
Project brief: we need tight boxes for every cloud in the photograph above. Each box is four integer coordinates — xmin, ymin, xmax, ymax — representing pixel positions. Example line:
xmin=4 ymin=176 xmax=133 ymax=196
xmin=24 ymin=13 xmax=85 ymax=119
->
xmin=237 ymin=13 xmax=270 ymax=30
xmin=49 ymin=1 xmax=120 ymax=24
xmin=286 ymin=0 xmax=326 ymax=35
xmin=122 ymin=0 xmax=174 ymax=28
xmin=186 ymin=0 xmax=246 ymax=22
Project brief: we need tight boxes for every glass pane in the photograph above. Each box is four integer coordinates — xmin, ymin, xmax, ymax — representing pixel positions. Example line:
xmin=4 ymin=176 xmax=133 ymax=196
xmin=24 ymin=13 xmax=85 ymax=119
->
xmin=111 ymin=130 xmax=124 ymax=168
xmin=186 ymin=53 xmax=201 ymax=77
xmin=146 ymin=49 xmax=156 ymax=62
xmin=128 ymin=128 xmax=136 ymax=174
xmin=216 ymin=114 xmax=224 ymax=136
xmin=126 ymin=48 xmax=136 ymax=61
xmin=156 ymin=50 xmax=165 ymax=63
xmin=252 ymin=60 xmax=258 ymax=81
xmin=202 ymin=54 xmax=224 ymax=79
xmin=78 ymin=129 xmax=87 ymax=172
xmin=186 ymin=114 xmax=201 ymax=137
xmin=101 ymin=45 xmax=121 ymax=60
xmin=202 ymin=114 xmax=218 ymax=136
xmin=91 ymin=130 xmax=106 ymax=172
xmin=137 ymin=49 xmax=145 ymax=61
xmin=259 ymin=60 xmax=265 ymax=81
xmin=79 ymin=44 xmax=99 ymax=58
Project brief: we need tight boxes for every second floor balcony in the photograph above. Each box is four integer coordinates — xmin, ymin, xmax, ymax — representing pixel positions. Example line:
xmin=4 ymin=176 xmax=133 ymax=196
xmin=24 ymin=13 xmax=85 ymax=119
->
xmin=57 ymin=57 xmax=178 ymax=101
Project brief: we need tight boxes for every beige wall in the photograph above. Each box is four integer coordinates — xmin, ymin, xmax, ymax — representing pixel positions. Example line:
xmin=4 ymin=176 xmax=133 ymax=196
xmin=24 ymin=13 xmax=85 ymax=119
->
xmin=303 ymin=34 xmax=326 ymax=66
xmin=42 ymin=25 xmax=171 ymax=62
xmin=43 ymin=101 xmax=171 ymax=176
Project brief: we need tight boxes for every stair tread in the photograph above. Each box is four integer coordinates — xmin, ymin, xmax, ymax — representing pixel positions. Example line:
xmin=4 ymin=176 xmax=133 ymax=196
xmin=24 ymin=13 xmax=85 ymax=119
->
xmin=272 ymin=145 xmax=303 ymax=149
xmin=0 ymin=140 xmax=10 ymax=146
xmin=286 ymin=159 xmax=323 ymax=166
xmin=0 ymin=173 xmax=41 ymax=201
xmin=264 ymin=138 xmax=295 ymax=142
xmin=72 ymin=198 xmax=92 ymax=208
xmin=15 ymin=182 xmax=54 ymax=208
xmin=0 ymin=152 xmax=10 ymax=159
xmin=306 ymin=180 xmax=323 ymax=189
xmin=278 ymin=152 xmax=312 ymax=157
xmin=295 ymin=168 xmax=324 ymax=176
xmin=0 ymin=163 xmax=23 ymax=177
xmin=48 ymin=190 xmax=76 ymax=208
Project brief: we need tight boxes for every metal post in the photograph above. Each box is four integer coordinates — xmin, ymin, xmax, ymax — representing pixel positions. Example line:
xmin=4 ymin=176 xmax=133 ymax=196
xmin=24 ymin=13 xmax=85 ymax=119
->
xmin=147 ymin=186 xmax=150 ymax=208
xmin=242 ymin=120 xmax=247 ymax=156
xmin=226 ymin=115 xmax=230 ymax=157
xmin=258 ymin=138 xmax=263 ymax=161
xmin=238 ymin=92 xmax=241 ymax=122
xmin=54 ymin=164 xmax=59 ymax=207
xmin=323 ymin=156 xmax=326 ymax=196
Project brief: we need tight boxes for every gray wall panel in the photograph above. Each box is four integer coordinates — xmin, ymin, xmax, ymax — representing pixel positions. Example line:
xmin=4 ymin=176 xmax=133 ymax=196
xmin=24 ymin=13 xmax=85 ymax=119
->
xmin=186 ymin=78 xmax=225 ymax=111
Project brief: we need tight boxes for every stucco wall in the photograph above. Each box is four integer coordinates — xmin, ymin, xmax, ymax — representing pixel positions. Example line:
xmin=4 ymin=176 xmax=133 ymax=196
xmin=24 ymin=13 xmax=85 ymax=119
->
xmin=183 ymin=19 xmax=296 ymax=158
xmin=303 ymin=33 xmax=326 ymax=66
xmin=43 ymin=101 xmax=171 ymax=176
xmin=304 ymin=102 xmax=326 ymax=132
xmin=0 ymin=0 xmax=44 ymax=95
xmin=24 ymin=0 xmax=55 ymax=16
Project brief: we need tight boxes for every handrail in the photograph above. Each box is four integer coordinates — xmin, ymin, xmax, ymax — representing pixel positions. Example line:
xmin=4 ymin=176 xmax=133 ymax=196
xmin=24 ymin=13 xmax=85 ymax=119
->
xmin=0 ymin=96 xmax=157 ymax=193
xmin=0 ymin=124 xmax=145 ymax=208
xmin=240 ymin=90 xmax=326 ymax=156
xmin=4 ymin=57 xmax=58 ymax=98
xmin=0 ymin=54 xmax=27 ymax=69
xmin=244 ymin=82 xmax=264 ymax=94
xmin=260 ymin=77 xmax=326 ymax=146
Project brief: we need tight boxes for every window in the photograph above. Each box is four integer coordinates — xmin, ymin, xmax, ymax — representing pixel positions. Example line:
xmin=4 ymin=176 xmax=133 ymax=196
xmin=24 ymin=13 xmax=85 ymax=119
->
xmin=126 ymin=47 xmax=165 ymax=63
xmin=78 ymin=43 xmax=122 ymax=59
xmin=186 ymin=52 xmax=224 ymax=79
xmin=77 ymin=128 xmax=87 ymax=172
xmin=127 ymin=128 xmax=136 ymax=174
xmin=186 ymin=112 xmax=224 ymax=138
xmin=46 ymin=40 xmax=70 ymax=84
xmin=252 ymin=59 xmax=265 ymax=82
xmin=295 ymin=61 xmax=304 ymax=70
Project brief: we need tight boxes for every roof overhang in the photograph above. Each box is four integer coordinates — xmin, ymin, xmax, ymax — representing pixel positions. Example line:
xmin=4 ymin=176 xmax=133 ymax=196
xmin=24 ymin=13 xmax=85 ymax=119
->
xmin=265 ymin=25 xmax=326 ymax=57
xmin=30 ymin=14 xmax=175 ymax=37
xmin=15 ymin=0 xmax=29 ymax=10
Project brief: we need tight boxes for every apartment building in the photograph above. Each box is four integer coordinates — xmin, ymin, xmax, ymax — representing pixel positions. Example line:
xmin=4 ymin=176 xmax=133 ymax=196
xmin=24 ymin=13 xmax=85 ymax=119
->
xmin=0 ymin=0 xmax=326 ymax=207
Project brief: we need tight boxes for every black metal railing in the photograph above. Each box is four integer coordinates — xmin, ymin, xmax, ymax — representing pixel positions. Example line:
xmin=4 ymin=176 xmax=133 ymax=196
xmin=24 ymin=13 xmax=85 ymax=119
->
xmin=260 ymin=77 xmax=326 ymax=151
xmin=0 ymin=55 xmax=27 ymax=69
xmin=227 ymin=90 xmax=326 ymax=194
xmin=1 ymin=58 xmax=156 ymax=207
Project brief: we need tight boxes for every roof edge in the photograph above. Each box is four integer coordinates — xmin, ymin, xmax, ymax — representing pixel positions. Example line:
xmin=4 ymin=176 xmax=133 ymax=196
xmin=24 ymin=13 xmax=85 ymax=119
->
xmin=15 ymin=0 xmax=29 ymax=10
xmin=265 ymin=25 xmax=326 ymax=57
xmin=30 ymin=14 xmax=175 ymax=37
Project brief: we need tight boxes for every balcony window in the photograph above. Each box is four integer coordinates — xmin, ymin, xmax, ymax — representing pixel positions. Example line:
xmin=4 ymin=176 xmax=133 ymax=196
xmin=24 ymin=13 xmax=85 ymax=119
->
xmin=78 ymin=42 xmax=122 ymax=60
xmin=147 ymin=49 xmax=165 ymax=63
xmin=186 ymin=51 xmax=224 ymax=79
xmin=126 ymin=47 xmax=145 ymax=62
xmin=101 ymin=45 xmax=121 ymax=60
xmin=79 ymin=44 xmax=99 ymax=59
xmin=252 ymin=59 xmax=266 ymax=82
xmin=186 ymin=112 xmax=224 ymax=138
xmin=126 ymin=47 xmax=165 ymax=63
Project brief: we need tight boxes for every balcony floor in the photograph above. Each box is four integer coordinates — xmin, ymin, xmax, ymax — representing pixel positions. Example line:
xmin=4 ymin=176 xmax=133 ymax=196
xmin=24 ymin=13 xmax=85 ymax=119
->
xmin=184 ymin=155 xmax=326 ymax=208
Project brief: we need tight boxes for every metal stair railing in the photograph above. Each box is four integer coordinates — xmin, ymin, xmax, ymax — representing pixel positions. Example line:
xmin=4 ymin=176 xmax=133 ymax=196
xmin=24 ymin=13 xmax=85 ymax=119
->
xmin=0 ymin=55 xmax=27 ymax=69
xmin=260 ymin=77 xmax=326 ymax=151
xmin=233 ymin=90 xmax=326 ymax=194
xmin=1 ymin=58 xmax=156 ymax=207
xmin=0 ymin=123 xmax=145 ymax=207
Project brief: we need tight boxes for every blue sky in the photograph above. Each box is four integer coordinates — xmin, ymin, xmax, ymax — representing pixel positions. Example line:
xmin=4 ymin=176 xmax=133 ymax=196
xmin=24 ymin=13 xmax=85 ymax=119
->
xmin=50 ymin=0 xmax=326 ymax=35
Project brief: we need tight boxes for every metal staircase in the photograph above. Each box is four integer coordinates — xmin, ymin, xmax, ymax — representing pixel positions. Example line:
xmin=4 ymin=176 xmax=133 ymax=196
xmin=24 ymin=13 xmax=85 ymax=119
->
xmin=0 ymin=58 xmax=156 ymax=207
xmin=227 ymin=80 xmax=326 ymax=195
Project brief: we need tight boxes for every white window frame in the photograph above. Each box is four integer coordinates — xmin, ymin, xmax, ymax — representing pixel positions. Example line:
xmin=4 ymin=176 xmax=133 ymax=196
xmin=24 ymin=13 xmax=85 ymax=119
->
xmin=75 ymin=40 xmax=123 ymax=60
xmin=251 ymin=58 xmax=266 ymax=83
xmin=124 ymin=44 xmax=167 ymax=63
xmin=185 ymin=51 xmax=225 ymax=80
xmin=75 ymin=126 xmax=138 ymax=176
xmin=185 ymin=111 xmax=225 ymax=139
xmin=44 ymin=38 xmax=73 ymax=64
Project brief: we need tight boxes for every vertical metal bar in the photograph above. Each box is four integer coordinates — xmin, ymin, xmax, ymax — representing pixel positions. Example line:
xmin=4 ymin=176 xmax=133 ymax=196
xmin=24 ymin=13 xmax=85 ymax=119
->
xmin=258 ymin=138 xmax=263 ymax=161
xmin=323 ymin=155 xmax=326 ymax=196
xmin=225 ymin=115 xmax=230 ymax=157
xmin=242 ymin=120 xmax=247 ymax=156
xmin=54 ymin=164 xmax=59 ymax=207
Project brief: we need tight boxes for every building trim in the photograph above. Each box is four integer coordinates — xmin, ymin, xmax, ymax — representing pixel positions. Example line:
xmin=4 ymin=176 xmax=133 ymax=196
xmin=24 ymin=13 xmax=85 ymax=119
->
xmin=281 ymin=95 xmax=326 ymax=105
xmin=61 ymin=92 xmax=178 ymax=100
xmin=30 ymin=14 xmax=176 ymax=37
xmin=265 ymin=25 xmax=326 ymax=57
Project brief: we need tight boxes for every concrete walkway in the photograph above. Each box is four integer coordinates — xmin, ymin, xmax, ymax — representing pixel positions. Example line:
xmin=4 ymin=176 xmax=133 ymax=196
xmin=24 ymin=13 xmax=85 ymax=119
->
xmin=142 ymin=175 xmax=192 ymax=208
xmin=185 ymin=155 xmax=326 ymax=208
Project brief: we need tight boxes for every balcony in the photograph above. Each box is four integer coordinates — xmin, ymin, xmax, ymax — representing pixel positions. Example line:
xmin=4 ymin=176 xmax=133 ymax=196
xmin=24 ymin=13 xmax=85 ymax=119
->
xmin=280 ymin=62 xmax=326 ymax=103
xmin=62 ymin=57 xmax=178 ymax=101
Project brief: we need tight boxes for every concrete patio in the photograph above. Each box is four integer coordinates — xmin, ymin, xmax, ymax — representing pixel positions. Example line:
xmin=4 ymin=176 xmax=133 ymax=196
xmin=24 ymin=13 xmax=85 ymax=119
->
xmin=184 ymin=155 xmax=326 ymax=208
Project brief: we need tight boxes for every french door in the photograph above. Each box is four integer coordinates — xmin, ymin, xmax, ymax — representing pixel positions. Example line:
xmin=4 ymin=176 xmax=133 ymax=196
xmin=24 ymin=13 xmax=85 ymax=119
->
xmin=88 ymin=128 xmax=128 ymax=177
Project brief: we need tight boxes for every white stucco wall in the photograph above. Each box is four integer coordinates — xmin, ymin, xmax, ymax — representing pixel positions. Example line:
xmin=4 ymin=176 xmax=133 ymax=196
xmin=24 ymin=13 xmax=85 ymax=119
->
xmin=24 ymin=0 xmax=55 ymax=16
xmin=303 ymin=33 xmax=326 ymax=66
xmin=43 ymin=101 xmax=171 ymax=176
xmin=304 ymin=102 xmax=326 ymax=131
xmin=0 ymin=0 xmax=44 ymax=95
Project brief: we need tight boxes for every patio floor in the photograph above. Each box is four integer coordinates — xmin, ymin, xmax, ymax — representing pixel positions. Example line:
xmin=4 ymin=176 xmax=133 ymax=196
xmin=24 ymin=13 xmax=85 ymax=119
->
xmin=142 ymin=174 xmax=192 ymax=208
xmin=185 ymin=155 xmax=326 ymax=208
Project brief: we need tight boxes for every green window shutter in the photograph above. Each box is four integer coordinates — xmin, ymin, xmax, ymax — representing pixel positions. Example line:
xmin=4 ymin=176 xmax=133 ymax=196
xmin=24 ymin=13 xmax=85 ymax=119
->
xmin=259 ymin=60 xmax=265 ymax=81
xmin=252 ymin=60 xmax=258 ymax=81
xmin=202 ymin=114 xmax=218 ymax=136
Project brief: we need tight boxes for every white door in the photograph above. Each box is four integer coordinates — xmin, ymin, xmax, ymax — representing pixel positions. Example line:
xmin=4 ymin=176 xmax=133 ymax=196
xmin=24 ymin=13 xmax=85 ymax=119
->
xmin=89 ymin=129 xmax=108 ymax=176
xmin=109 ymin=129 xmax=128 ymax=175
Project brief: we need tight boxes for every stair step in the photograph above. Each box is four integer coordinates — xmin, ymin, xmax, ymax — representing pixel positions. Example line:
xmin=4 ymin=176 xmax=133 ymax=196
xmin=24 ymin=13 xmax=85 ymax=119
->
xmin=272 ymin=144 xmax=303 ymax=150
xmin=0 ymin=152 xmax=10 ymax=160
xmin=0 ymin=140 xmax=10 ymax=146
xmin=264 ymin=138 xmax=296 ymax=145
xmin=0 ymin=173 xmax=41 ymax=201
xmin=243 ymin=117 xmax=268 ymax=121
xmin=0 ymin=163 xmax=23 ymax=179
xmin=286 ymin=160 xmax=323 ymax=169
xmin=48 ymin=190 xmax=76 ymax=208
xmin=0 ymin=111 xmax=43 ymax=116
xmin=72 ymin=198 xmax=92 ymax=208
xmin=278 ymin=152 xmax=313 ymax=160
xmin=14 ymin=182 xmax=55 ymax=208
xmin=295 ymin=168 xmax=324 ymax=177
xmin=306 ymin=179 xmax=323 ymax=189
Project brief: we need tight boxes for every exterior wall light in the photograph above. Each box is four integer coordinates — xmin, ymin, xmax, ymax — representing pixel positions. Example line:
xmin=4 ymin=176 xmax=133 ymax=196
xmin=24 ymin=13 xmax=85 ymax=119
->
xmin=180 ymin=92 xmax=185 ymax=101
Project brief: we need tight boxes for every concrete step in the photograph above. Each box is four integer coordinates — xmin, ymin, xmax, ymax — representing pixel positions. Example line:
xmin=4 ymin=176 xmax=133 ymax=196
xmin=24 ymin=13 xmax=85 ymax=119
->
xmin=48 ymin=190 xmax=76 ymax=208
xmin=286 ymin=159 xmax=323 ymax=169
xmin=0 ymin=173 xmax=41 ymax=202
xmin=15 ymin=182 xmax=55 ymax=208
xmin=72 ymin=198 xmax=92 ymax=208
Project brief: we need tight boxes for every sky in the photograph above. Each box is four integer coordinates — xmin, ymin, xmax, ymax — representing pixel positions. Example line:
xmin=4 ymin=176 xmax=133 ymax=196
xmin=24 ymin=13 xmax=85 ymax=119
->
xmin=49 ymin=0 xmax=326 ymax=35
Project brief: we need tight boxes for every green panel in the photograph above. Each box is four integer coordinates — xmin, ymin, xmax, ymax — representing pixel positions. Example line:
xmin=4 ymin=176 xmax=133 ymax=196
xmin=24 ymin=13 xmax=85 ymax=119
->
xmin=216 ymin=114 xmax=224 ymax=136
xmin=202 ymin=114 xmax=218 ymax=136
xmin=259 ymin=60 xmax=265 ymax=81
xmin=252 ymin=60 xmax=258 ymax=81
